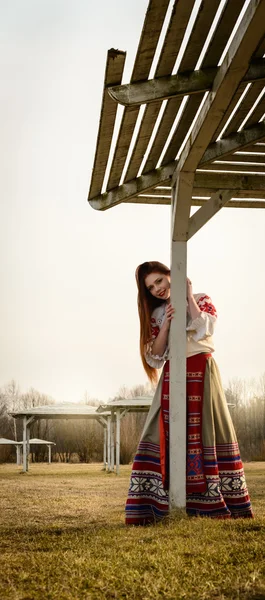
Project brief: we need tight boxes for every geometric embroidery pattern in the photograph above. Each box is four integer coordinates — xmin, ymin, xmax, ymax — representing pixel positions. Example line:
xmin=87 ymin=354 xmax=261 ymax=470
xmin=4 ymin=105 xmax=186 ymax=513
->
xmin=186 ymin=443 xmax=253 ymax=518
xmin=125 ymin=442 xmax=169 ymax=525
xmin=125 ymin=296 xmax=253 ymax=524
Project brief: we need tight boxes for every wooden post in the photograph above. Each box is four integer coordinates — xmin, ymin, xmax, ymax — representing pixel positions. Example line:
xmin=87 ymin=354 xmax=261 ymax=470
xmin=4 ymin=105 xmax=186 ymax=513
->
xmin=169 ymin=179 xmax=188 ymax=509
xmin=169 ymin=240 xmax=187 ymax=509
xmin=22 ymin=417 xmax=27 ymax=473
xmin=110 ymin=410 xmax=115 ymax=472
xmin=48 ymin=444 xmax=52 ymax=464
xmin=103 ymin=427 xmax=107 ymax=470
xmin=116 ymin=409 xmax=121 ymax=475
xmin=107 ymin=415 xmax=111 ymax=471
xmin=16 ymin=444 xmax=21 ymax=465
xmin=26 ymin=426 xmax=30 ymax=467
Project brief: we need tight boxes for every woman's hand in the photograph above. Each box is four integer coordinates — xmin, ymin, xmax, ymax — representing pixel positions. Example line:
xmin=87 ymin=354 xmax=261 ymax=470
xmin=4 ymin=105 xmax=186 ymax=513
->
xmin=186 ymin=278 xmax=202 ymax=320
xmin=186 ymin=278 xmax=193 ymax=299
xmin=165 ymin=303 xmax=175 ymax=325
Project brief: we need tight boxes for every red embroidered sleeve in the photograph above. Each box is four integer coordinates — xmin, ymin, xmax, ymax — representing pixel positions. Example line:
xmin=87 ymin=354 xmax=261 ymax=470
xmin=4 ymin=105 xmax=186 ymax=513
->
xmin=197 ymin=295 xmax=217 ymax=318
xmin=150 ymin=317 xmax=160 ymax=340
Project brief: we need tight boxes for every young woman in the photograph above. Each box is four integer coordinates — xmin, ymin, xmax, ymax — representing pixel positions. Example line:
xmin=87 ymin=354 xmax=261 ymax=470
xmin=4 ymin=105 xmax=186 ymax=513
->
xmin=125 ymin=261 xmax=253 ymax=524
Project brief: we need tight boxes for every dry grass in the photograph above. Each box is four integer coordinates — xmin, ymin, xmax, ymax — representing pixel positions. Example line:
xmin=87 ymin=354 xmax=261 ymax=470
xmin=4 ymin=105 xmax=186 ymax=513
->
xmin=0 ymin=462 xmax=264 ymax=600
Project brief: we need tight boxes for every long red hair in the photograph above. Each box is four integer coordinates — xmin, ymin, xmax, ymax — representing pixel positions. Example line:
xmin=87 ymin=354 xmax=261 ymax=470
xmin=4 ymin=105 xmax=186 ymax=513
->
xmin=135 ymin=261 xmax=170 ymax=383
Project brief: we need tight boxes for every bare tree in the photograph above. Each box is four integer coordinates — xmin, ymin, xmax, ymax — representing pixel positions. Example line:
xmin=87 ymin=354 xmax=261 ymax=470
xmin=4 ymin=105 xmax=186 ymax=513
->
xmin=2 ymin=380 xmax=21 ymax=440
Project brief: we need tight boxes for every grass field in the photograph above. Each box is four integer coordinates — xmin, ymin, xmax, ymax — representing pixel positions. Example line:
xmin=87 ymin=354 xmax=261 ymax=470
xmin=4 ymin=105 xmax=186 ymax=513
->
xmin=0 ymin=462 xmax=264 ymax=600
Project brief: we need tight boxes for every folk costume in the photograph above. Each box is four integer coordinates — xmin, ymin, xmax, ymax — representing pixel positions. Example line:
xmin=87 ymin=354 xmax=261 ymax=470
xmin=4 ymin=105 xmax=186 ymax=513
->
xmin=125 ymin=294 xmax=253 ymax=524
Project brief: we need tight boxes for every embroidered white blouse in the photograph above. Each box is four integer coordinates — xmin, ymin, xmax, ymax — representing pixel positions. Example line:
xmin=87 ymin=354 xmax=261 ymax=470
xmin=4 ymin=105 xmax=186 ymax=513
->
xmin=145 ymin=293 xmax=217 ymax=369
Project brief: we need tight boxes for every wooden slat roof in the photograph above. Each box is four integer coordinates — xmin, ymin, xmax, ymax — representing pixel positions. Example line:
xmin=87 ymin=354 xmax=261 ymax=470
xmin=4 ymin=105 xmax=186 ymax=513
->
xmin=9 ymin=404 xmax=110 ymax=419
xmin=106 ymin=0 xmax=170 ymax=192
xmin=88 ymin=0 xmax=265 ymax=210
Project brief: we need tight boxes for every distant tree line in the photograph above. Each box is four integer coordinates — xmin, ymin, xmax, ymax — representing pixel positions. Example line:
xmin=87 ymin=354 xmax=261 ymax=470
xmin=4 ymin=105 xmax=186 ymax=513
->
xmin=0 ymin=380 xmax=152 ymax=465
xmin=0 ymin=377 xmax=264 ymax=464
xmin=225 ymin=376 xmax=265 ymax=461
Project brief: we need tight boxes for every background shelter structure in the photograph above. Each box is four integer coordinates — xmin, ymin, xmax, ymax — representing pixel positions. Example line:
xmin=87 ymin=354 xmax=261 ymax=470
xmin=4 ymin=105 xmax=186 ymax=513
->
xmin=28 ymin=438 xmax=56 ymax=465
xmin=87 ymin=0 xmax=265 ymax=509
xmin=9 ymin=404 xmax=110 ymax=472
xmin=0 ymin=438 xmax=22 ymax=465
xmin=97 ymin=396 xmax=152 ymax=474
xmin=0 ymin=437 xmax=56 ymax=465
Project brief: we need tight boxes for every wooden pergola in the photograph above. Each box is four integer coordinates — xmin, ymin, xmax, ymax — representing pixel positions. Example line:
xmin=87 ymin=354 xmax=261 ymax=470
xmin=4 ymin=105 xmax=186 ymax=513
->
xmin=27 ymin=438 xmax=56 ymax=465
xmin=97 ymin=396 xmax=152 ymax=475
xmin=87 ymin=0 xmax=265 ymax=509
xmin=9 ymin=404 xmax=110 ymax=472
xmin=0 ymin=438 xmax=23 ymax=465
xmin=0 ymin=437 xmax=55 ymax=465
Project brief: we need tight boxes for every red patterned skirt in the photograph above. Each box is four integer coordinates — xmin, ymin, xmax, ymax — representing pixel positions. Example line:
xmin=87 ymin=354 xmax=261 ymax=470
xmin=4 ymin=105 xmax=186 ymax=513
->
xmin=125 ymin=354 xmax=253 ymax=524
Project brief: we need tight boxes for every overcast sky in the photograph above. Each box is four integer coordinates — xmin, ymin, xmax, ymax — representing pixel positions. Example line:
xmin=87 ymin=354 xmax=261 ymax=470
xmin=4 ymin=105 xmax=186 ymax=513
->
xmin=1 ymin=0 xmax=265 ymax=404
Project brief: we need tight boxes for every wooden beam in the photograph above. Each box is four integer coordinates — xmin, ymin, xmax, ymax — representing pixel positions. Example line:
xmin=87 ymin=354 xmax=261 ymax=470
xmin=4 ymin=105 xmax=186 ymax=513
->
xmin=130 ymin=195 xmax=265 ymax=207
xmin=108 ymin=67 xmax=217 ymax=106
xmin=200 ymin=122 xmax=265 ymax=165
xmin=89 ymin=159 xmax=265 ymax=210
xmin=198 ymin=163 xmax=265 ymax=173
xmin=108 ymin=59 xmax=265 ymax=107
xmin=89 ymin=162 xmax=176 ymax=210
xmin=194 ymin=172 xmax=265 ymax=192
xmin=88 ymin=50 xmax=126 ymax=200
xmin=201 ymin=155 xmax=265 ymax=166
xmin=237 ymin=144 xmax=265 ymax=153
xmin=188 ymin=190 xmax=232 ymax=239
xmin=193 ymin=198 xmax=265 ymax=207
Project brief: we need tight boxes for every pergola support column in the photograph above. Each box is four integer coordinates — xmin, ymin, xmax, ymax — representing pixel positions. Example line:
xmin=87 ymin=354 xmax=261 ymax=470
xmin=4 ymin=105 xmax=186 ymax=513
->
xmin=169 ymin=176 xmax=191 ymax=510
xmin=96 ymin=415 xmax=109 ymax=470
xmin=107 ymin=415 xmax=111 ymax=471
xmin=22 ymin=418 xmax=27 ymax=472
xmin=23 ymin=417 xmax=33 ymax=473
xmin=26 ymin=426 xmax=30 ymax=464
xmin=170 ymin=175 xmax=229 ymax=510
xmin=22 ymin=416 xmax=34 ymax=473
xmin=110 ymin=411 xmax=115 ymax=472
xmin=103 ymin=427 xmax=107 ymax=470
xmin=116 ymin=409 xmax=120 ymax=475
xmin=16 ymin=444 xmax=21 ymax=465
xmin=169 ymin=239 xmax=187 ymax=509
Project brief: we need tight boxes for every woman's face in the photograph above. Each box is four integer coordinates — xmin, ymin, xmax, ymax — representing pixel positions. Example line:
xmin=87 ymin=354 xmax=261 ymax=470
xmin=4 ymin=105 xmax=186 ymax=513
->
xmin=145 ymin=271 xmax=170 ymax=301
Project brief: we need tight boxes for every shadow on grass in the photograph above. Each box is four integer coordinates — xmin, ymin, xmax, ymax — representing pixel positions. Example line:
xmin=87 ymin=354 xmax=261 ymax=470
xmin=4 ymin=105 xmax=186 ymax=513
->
xmin=0 ymin=522 xmax=126 ymax=537
xmin=240 ymin=593 xmax=265 ymax=600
